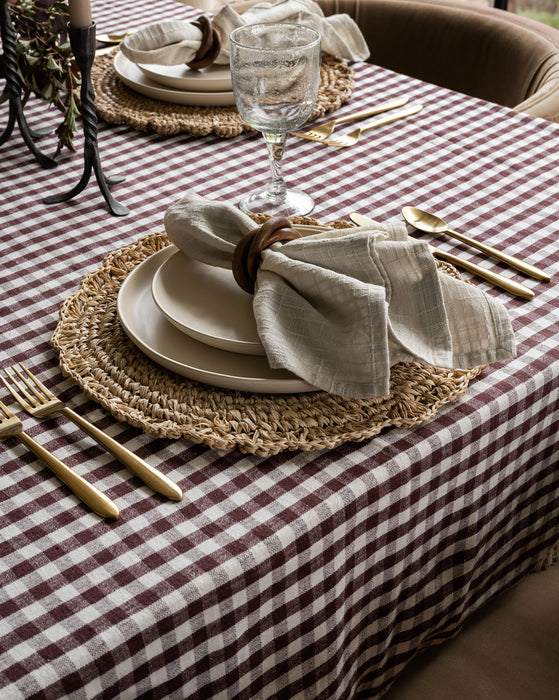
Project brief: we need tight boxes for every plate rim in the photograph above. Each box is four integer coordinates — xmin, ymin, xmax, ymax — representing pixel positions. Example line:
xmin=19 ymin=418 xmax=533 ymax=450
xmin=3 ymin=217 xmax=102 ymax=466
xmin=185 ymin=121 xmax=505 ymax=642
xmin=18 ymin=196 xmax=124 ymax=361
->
xmin=117 ymin=247 xmax=316 ymax=394
xmin=137 ymin=61 xmax=232 ymax=92
xmin=113 ymin=51 xmax=236 ymax=106
xmin=151 ymin=248 xmax=265 ymax=355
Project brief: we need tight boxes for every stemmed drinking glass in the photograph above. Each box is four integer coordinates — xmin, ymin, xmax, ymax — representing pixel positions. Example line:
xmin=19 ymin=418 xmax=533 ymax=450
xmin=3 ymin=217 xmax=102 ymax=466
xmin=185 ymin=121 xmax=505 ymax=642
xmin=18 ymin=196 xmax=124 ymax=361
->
xmin=229 ymin=23 xmax=321 ymax=216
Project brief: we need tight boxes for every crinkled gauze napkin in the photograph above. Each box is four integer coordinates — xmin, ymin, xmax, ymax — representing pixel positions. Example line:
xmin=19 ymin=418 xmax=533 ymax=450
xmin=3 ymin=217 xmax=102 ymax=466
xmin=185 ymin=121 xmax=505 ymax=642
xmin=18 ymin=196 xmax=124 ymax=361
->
xmin=120 ymin=0 xmax=370 ymax=66
xmin=164 ymin=193 xmax=516 ymax=398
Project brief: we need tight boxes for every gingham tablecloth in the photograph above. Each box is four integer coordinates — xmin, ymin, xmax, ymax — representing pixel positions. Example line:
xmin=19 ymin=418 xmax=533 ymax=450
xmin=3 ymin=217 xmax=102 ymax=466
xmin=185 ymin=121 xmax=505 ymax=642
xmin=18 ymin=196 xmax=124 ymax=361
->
xmin=1 ymin=1 xmax=559 ymax=698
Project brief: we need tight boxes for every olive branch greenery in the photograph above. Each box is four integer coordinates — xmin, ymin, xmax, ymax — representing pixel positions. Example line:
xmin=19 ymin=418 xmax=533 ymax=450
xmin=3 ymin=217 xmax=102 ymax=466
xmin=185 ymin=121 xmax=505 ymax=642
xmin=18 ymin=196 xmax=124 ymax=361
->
xmin=1 ymin=0 xmax=80 ymax=154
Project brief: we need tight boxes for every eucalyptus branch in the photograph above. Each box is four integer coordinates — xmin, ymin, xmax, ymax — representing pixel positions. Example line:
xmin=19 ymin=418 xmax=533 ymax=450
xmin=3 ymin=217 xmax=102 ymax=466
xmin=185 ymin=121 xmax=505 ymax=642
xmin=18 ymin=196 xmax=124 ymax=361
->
xmin=6 ymin=0 xmax=80 ymax=154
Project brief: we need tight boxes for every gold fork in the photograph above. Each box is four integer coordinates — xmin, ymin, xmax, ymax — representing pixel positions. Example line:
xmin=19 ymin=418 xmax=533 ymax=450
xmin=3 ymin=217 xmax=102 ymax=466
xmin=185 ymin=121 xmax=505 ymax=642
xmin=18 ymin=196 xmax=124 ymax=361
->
xmin=290 ymin=96 xmax=409 ymax=142
xmin=0 ymin=399 xmax=119 ymax=519
xmin=323 ymin=104 xmax=423 ymax=147
xmin=2 ymin=364 xmax=183 ymax=502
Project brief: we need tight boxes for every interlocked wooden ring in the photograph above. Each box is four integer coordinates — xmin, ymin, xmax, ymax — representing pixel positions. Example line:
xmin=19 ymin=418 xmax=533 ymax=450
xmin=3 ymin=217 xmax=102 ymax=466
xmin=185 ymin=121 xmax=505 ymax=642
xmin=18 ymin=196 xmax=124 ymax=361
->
xmin=232 ymin=217 xmax=302 ymax=294
xmin=187 ymin=15 xmax=222 ymax=70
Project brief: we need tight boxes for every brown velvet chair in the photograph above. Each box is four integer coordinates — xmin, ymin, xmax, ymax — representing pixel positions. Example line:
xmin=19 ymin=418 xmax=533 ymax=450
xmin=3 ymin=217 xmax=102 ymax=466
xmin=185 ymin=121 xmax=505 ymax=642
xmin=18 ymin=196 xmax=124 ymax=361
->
xmin=317 ymin=0 xmax=559 ymax=121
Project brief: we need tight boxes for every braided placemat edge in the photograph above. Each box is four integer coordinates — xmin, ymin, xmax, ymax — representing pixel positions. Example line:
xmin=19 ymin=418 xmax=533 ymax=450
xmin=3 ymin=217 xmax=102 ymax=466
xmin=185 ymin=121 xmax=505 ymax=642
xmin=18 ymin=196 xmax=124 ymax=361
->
xmin=51 ymin=222 xmax=485 ymax=456
xmin=91 ymin=49 xmax=355 ymax=137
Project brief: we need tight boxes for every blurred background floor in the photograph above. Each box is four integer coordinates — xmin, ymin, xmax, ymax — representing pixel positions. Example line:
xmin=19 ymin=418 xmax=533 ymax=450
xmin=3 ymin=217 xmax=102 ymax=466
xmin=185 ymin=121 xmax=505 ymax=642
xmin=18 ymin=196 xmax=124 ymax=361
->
xmin=384 ymin=561 xmax=559 ymax=699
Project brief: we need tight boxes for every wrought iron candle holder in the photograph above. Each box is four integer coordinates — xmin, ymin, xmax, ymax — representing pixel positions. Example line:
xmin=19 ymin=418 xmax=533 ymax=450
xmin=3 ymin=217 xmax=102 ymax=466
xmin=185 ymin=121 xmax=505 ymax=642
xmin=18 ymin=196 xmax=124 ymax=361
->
xmin=44 ymin=22 xmax=129 ymax=216
xmin=0 ymin=0 xmax=58 ymax=169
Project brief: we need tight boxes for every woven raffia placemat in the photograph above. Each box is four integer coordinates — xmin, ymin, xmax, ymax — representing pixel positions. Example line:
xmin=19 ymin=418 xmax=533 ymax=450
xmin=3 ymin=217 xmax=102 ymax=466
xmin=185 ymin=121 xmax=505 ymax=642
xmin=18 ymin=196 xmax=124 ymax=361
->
xmin=91 ymin=49 xmax=355 ymax=137
xmin=51 ymin=218 xmax=485 ymax=456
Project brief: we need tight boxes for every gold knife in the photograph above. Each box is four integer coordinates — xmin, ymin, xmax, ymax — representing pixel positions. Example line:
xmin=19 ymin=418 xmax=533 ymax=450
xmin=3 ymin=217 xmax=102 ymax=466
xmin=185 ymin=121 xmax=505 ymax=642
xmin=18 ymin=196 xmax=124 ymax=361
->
xmin=349 ymin=213 xmax=535 ymax=300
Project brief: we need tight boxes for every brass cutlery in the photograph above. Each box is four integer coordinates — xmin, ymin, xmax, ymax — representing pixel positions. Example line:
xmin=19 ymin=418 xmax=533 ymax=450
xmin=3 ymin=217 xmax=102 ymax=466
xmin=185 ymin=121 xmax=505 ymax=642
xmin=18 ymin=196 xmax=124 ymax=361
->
xmin=95 ymin=45 xmax=119 ymax=57
xmin=425 ymin=248 xmax=534 ymax=300
xmin=0 ymin=399 xmax=119 ymax=520
xmin=321 ymin=104 xmax=423 ymax=147
xmin=348 ymin=213 xmax=535 ymax=300
xmin=1 ymin=364 xmax=183 ymax=501
xmin=291 ymin=96 xmax=410 ymax=142
xmin=96 ymin=31 xmax=134 ymax=45
xmin=402 ymin=206 xmax=550 ymax=282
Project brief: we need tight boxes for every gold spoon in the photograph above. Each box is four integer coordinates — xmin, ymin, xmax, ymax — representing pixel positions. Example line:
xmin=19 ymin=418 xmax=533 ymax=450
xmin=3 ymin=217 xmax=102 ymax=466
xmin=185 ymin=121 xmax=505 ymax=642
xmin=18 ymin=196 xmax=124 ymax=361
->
xmin=402 ymin=206 xmax=550 ymax=282
xmin=349 ymin=213 xmax=535 ymax=300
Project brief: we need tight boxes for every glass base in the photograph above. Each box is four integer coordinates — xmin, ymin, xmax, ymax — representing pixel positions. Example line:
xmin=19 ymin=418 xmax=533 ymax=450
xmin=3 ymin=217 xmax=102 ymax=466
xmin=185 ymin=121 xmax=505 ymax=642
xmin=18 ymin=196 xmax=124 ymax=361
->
xmin=238 ymin=188 xmax=315 ymax=217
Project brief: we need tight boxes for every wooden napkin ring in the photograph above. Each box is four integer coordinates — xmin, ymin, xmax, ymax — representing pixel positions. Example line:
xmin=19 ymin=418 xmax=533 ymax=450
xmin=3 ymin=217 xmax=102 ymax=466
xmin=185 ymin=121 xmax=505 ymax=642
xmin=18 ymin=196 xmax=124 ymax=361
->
xmin=232 ymin=217 xmax=302 ymax=294
xmin=187 ymin=16 xmax=222 ymax=70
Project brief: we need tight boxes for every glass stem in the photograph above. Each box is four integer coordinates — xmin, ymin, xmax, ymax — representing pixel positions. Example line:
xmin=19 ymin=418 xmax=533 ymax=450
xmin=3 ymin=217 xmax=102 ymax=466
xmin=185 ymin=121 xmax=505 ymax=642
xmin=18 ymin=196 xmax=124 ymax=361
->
xmin=263 ymin=132 xmax=288 ymax=204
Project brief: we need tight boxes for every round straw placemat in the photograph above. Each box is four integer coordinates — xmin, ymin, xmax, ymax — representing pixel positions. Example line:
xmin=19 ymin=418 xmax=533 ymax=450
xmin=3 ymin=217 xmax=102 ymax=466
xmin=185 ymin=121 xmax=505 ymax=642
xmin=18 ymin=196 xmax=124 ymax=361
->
xmin=51 ymin=219 xmax=485 ymax=456
xmin=91 ymin=49 xmax=355 ymax=137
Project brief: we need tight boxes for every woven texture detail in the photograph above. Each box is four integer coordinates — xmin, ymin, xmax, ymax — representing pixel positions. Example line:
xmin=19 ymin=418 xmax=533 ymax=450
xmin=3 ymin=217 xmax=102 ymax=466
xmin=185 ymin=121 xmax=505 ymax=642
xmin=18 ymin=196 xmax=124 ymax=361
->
xmin=51 ymin=220 xmax=485 ymax=456
xmin=91 ymin=49 xmax=355 ymax=137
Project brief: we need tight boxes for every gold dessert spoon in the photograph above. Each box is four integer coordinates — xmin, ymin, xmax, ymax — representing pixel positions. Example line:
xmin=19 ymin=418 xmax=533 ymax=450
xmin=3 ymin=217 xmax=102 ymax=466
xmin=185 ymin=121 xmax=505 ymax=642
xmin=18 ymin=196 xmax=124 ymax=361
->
xmin=402 ymin=206 xmax=550 ymax=281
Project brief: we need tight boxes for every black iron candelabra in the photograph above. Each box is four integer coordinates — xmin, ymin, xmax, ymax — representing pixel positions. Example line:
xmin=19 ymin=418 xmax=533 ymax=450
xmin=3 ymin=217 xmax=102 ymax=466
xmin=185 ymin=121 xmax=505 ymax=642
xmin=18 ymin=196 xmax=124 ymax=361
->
xmin=44 ymin=22 xmax=129 ymax=216
xmin=0 ymin=0 xmax=58 ymax=169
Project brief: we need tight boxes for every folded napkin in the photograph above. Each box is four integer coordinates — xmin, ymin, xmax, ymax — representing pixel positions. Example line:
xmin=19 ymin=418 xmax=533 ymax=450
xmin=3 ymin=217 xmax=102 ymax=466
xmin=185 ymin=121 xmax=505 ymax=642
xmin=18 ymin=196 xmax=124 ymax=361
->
xmin=120 ymin=0 xmax=370 ymax=67
xmin=164 ymin=193 xmax=516 ymax=398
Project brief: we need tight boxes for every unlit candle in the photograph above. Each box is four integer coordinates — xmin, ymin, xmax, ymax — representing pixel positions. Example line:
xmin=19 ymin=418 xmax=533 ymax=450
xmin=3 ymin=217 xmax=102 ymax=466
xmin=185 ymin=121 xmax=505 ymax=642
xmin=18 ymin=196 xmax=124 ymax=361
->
xmin=68 ymin=0 xmax=92 ymax=28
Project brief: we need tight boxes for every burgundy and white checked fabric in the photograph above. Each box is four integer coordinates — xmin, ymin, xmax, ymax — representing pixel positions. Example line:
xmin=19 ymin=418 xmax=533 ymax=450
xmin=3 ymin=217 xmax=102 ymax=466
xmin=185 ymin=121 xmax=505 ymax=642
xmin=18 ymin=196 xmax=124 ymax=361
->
xmin=1 ymin=1 xmax=559 ymax=698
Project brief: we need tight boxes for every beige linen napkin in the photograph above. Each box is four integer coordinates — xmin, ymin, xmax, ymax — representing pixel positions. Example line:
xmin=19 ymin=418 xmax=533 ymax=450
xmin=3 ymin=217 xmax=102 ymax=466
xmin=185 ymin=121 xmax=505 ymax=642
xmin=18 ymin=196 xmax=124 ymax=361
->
xmin=164 ymin=193 xmax=516 ymax=398
xmin=120 ymin=0 xmax=370 ymax=67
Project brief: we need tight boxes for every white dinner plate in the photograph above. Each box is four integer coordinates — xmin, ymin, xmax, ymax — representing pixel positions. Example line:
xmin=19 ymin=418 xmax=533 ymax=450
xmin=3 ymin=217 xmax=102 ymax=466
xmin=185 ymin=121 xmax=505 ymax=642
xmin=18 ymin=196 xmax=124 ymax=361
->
xmin=137 ymin=62 xmax=232 ymax=92
xmin=152 ymin=248 xmax=265 ymax=355
xmin=114 ymin=51 xmax=236 ymax=106
xmin=117 ymin=247 xmax=316 ymax=394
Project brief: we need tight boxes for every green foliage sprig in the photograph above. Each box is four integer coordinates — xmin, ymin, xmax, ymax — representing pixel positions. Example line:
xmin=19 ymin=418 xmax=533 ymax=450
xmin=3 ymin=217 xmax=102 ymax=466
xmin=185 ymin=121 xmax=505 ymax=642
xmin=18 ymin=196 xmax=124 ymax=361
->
xmin=2 ymin=0 xmax=80 ymax=154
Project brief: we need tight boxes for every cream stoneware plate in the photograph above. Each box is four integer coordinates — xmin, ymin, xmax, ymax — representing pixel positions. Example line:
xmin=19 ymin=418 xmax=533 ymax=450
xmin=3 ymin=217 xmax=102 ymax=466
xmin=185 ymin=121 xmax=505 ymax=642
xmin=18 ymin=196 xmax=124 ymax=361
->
xmin=137 ymin=62 xmax=232 ymax=92
xmin=117 ymin=247 xmax=316 ymax=394
xmin=114 ymin=51 xmax=236 ymax=106
xmin=152 ymin=247 xmax=265 ymax=356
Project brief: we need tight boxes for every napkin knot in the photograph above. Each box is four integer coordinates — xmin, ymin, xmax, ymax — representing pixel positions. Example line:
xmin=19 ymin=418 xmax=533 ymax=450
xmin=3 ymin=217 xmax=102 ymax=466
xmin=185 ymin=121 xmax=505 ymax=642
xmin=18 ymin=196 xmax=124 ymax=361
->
xmin=164 ymin=193 xmax=516 ymax=399
xmin=120 ymin=0 xmax=370 ymax=67
xmin=187 ymin=15 xmax=221 ymax=70
xmin=232 ymin=217 xmax=301 ymax=294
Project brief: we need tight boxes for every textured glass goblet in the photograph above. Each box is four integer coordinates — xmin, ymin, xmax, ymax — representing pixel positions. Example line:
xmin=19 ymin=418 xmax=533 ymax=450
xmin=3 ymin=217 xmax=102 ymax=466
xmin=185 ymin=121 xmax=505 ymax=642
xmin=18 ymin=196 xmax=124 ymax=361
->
xmin=229 ymin=23 xmax=321 ymax=216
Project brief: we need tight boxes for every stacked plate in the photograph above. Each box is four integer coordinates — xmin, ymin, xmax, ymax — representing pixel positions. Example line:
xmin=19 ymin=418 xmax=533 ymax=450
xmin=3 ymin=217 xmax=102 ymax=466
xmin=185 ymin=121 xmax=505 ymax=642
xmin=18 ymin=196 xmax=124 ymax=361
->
xmin=114 ymin=51 xmax=236 ymax=106
xmin=117 ymin=246 xmax=316 ymax=393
